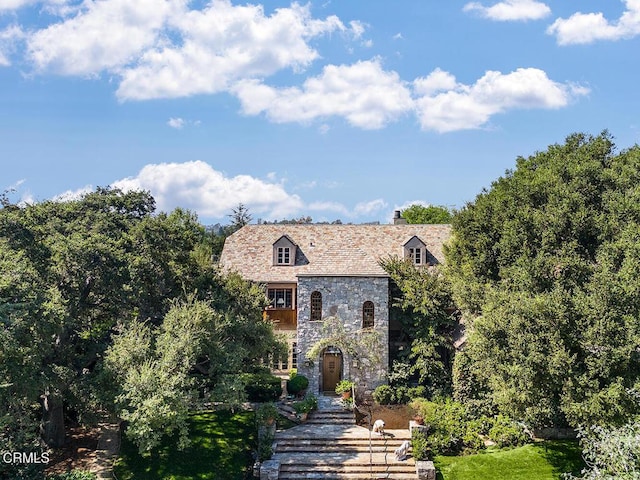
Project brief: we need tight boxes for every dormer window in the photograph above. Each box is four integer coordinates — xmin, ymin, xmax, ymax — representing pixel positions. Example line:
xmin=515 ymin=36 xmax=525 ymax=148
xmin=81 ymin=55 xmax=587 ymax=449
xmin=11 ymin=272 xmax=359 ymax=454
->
xmin=277 ymin=247 xmax=290 ymax=265
xmin=273 ymin=235 xmax=297 ymax=266
xmin=404 ymin=236 xmax=427 ymax=266
xmin=409 ymin=247 xmax=422 ymax=265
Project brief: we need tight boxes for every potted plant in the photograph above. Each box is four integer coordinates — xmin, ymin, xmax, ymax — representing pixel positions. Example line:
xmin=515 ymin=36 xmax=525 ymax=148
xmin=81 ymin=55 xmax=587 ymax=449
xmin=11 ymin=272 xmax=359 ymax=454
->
xmin=293 ymin=394 xmax=318 ymax=421
xmin=335 ymin=379 xmax=355 ymax=399
xmin=255 ymin=402 xmax=279 ymax=427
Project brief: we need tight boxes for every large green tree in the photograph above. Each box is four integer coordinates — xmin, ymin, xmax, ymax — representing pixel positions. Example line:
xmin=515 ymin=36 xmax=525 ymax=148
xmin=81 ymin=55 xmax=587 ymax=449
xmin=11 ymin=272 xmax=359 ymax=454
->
xmin=0 ymin=188 xmax=283 ymax=472
xmin=447 ymin=132 xmax=640 ymax=428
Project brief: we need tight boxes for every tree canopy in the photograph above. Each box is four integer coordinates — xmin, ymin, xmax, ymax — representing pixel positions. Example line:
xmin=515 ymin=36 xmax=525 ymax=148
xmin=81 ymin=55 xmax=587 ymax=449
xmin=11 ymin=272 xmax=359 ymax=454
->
xmin=446 ymin=132 xmax=640 ymax=428
xmin=0 ymin=188 xmax=284 ymax=475
xmin=401 ymin=204 xmax=452 ymax=224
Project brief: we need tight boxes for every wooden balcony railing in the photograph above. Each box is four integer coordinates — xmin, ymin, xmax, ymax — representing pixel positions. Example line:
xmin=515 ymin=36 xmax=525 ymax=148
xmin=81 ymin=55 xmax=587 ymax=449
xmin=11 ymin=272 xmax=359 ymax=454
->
xmin=263 ymin=308 xmax=297 ymax=330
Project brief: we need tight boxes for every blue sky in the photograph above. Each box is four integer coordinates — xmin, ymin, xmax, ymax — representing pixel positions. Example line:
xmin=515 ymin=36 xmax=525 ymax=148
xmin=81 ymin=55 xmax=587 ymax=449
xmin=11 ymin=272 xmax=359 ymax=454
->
xmin=1 ymin=0 xmax=639 ymax=224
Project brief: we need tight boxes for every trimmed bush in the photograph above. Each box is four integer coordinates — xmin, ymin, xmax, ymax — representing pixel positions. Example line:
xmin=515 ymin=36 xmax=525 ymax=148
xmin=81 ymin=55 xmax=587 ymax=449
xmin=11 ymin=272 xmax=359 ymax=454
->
xmin=373 ymin=384 xmax=427 ymax=405
xmin=286 ymin=374 xmax=309 ymax=395
xmin=373 ymin=385 xmax=394 ymax=405
xmin=241 ymin=373 xmax=282 ymax=402
xmin=488 ymin=415 xmax=530 ymax=448
xmin=412 ymin=429 xmax=430 ymax=460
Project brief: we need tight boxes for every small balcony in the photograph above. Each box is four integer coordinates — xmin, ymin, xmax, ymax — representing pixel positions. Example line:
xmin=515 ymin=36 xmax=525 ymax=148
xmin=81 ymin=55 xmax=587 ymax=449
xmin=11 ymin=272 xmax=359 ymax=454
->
xmin=264 ymin=308 xmax=297 ymax=331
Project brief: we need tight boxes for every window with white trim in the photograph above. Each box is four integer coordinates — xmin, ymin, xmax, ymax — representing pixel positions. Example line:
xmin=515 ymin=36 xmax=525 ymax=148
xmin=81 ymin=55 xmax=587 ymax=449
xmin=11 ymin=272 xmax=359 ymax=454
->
xmin=277 ymin=246 xmax=290 ymax=265
xmin=268 ymin=288 xmax=293 ymax=308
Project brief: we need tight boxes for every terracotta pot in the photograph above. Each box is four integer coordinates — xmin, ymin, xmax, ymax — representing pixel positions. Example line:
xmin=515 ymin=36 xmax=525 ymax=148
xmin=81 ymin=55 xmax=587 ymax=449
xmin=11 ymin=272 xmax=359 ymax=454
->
xmin=341 ymin=391 xmax=351 ymax=399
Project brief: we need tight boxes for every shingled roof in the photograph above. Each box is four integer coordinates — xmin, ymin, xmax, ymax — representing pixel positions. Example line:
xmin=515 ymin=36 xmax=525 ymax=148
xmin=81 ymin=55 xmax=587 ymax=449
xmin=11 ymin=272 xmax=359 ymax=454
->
xmin=219 ymin=224 xmax=451 ymax=283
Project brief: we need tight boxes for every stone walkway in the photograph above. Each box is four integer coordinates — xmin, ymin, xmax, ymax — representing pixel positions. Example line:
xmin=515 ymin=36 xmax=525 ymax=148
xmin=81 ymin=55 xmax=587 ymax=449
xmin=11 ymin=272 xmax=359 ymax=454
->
xmin=93 ymin=423 xmax=120 ymax=480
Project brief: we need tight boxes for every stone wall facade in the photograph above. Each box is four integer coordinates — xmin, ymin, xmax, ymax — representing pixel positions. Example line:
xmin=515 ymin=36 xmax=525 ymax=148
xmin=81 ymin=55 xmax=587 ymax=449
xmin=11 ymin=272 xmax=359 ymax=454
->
xmin=296 ymin=276 xmax=389 ymax=395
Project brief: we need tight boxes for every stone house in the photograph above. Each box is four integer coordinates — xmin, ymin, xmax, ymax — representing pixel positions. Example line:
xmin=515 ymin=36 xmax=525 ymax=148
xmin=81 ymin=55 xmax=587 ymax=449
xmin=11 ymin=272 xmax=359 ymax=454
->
xmin=219 ymin=219 xmax=451 ymax=394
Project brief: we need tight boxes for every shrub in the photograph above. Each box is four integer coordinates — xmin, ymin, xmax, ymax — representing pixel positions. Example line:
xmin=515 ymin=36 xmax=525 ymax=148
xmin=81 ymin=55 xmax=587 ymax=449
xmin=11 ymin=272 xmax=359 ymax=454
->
xmin=241 ymin=373 xmax=282 ymax=402
xmin=373 ymin=384 xmax=427 ymax=405
xmin=373 ymin=385 xmax=394 ymax=405
xmin=488 ymin=415 xmax=530 ymax=448
xmin=412 ymin=429 xmax=430 ymax=460
xmin=287 ymin=374 xmax=309 ymax=395
xmin=255 ymin=402 xmax=279 ymax=426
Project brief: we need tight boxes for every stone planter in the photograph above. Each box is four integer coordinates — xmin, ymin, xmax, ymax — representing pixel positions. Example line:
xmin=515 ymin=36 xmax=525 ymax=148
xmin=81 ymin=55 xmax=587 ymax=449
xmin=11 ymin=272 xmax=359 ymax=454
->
xmin=415 ymin=460 xmax=436 ymax=480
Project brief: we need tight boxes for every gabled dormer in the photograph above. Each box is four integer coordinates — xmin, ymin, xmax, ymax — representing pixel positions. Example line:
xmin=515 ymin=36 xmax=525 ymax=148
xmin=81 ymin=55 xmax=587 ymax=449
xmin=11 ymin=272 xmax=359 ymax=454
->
xmin=273 ymin=235 xmax=297 ymax=266
xmin=404 ymin=236 xmax=427 ymax=266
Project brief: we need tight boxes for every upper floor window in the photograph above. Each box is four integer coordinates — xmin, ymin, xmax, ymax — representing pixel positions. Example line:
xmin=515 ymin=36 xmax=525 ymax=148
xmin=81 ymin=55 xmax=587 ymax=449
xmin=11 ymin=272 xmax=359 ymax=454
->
xmin=277 ymin=247 xmax=290 ymax=265
xmin=268 ymin=288 xmax=293 ymax=308
xmin=310 ymin=291 xmax=322 ymax=321
xmin=363 ymin=301 xmax=375 ymax=328
xmin=409 ymin=247 xmax=422 ymax=265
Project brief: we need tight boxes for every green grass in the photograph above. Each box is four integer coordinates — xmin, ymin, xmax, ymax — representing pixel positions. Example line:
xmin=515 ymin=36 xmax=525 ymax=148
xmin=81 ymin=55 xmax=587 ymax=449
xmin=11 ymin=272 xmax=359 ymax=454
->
xmin=434 ymin=441 xmax=585 ymax=480
xmin=113 ymin=410 xmax=257 ymax=480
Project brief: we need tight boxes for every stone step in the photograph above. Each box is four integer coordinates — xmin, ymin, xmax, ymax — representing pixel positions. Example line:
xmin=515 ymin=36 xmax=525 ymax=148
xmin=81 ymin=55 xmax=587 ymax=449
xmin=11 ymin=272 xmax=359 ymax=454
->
xmin=275 ymin=440 xmax=411 ymax=449
xmin=279 ymin=472 xmax=415 ymax=479
xmin=276 ymin=445 xmax=409 ymax=454
xmin=280 ymin=464 xmax=415 ymax=473
xmin=276 ymin=452 xmax=415 ymax=466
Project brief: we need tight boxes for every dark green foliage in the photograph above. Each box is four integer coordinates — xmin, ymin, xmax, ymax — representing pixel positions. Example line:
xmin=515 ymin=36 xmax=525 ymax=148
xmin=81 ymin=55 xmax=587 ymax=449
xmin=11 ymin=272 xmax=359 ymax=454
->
xmin=447 ymin=132 xmax=640 ymax=428
xmin=488 ymin=415 xmax=531 ymax=448
xmin=380 ymin=257 xmax=457 ymax=397
xmin=373 ymin=385 xmax=394 ymax=405
xmin=1 ymin=188 xmax=285 ymax=454
xmin=286 ymin=374 xmax=309 ymax=395
xmin=242 ymin=373 xmax=283 ymax=402
xmin=373 ymin=384 xmax=426 ymax=405
xmin=401 ymin=204 xmax=453 ymax=224
xmin=412 ymin=428 xmax=430 ymax=460
xmin=410 ymin=398 xmax=529 ymax=455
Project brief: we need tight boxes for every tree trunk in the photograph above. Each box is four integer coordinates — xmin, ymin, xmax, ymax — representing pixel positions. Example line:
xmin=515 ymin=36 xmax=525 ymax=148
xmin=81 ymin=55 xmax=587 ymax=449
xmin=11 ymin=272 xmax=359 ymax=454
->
xmin=41 ymin=391 xmax=65 ymax=447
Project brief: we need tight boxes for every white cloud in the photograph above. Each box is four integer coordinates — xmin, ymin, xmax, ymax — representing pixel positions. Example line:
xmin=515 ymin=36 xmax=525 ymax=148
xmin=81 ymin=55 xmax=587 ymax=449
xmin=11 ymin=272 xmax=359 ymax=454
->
xmin=110 ymin=160 xmax=303 ymax=219
xmin=0 ymin=25 xmax=25 ymax=67
xmin=52 ymin=185 xmax=94 ymax=202
xmin=21 ymin=0 xmax=351 ymax=99
xmin=413 ymin=68 xmax=458 ymax=96
xmin=463 ymin=0 xmax=551 ymax=21
xmin=354 ymin=198 xmax=387 ymax=216
xmin=27 ymin=0 xmax=182 ymax=76
xmin=232 ymin=59 xmax=413 ymax=129
xmin=308 ymin=201 xmax=349 ymax=216
xmin=167 ymin=117 xmax=185 ymax=129
xmin=0 ymin=0 xmax=37 ymax=11
xmin=393 ymin=33 xmax=403 ymax=40
xmin=413 ymin=68 xmax=589 ymax=133
xmin=547 ymin=0 xmax=640 ymax=45
xmin=116 ymin=2 xmax=347 ymax=100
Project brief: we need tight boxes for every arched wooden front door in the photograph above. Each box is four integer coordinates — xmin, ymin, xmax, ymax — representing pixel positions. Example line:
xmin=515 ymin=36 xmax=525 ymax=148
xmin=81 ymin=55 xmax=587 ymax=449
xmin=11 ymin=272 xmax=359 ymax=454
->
xmin=322 ymin=347 xmax=343 ymax=393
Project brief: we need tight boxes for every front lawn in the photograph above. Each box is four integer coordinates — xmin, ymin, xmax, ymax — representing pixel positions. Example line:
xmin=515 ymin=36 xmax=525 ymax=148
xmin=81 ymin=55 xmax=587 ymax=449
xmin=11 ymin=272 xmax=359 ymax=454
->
xmin=434 ymin=441 xmax=584 ymax=480
xmin=114 ymin=410 xmax=256 ymax=480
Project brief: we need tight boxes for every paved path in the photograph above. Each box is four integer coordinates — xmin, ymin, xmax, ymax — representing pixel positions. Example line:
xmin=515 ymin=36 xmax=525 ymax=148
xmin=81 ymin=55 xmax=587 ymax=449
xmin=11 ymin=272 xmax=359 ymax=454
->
xmin=93 ymin=423 xmax=120 ymax=480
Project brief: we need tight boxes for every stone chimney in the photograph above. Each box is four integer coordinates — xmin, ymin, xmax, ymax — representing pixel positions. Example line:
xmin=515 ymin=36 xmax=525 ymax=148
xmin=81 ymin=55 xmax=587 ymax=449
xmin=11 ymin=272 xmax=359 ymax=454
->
xmin=393 ymin=210 xmax=407 ymax=225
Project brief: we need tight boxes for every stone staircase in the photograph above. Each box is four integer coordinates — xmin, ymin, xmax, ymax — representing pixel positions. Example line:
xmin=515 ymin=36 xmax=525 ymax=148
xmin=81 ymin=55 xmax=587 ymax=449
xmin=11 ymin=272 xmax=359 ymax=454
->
xmin=263 ymin=395 xmax=417 ymax=480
